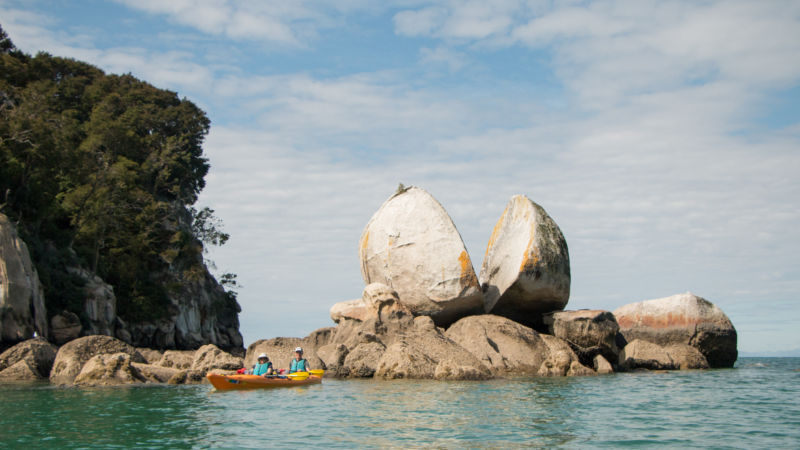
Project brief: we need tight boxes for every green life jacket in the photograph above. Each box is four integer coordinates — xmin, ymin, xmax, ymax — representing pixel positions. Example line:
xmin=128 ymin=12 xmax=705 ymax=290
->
xmin=253 ymin=361 xmax=272 ymax=376
xmin=289 ymin=358 xmax=308 ymax=373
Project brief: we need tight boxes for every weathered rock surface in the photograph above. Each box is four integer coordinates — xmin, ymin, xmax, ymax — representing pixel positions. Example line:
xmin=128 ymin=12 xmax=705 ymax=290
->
xmin=191 ymin=344 xmax=243 ymax=373
xmin=479 ymin=195 xmax=570 ymax=328
xmin=0 ymin=337 xmax=57 ymax=379
xmin=619 ymin=339 xmax=709 ymax=370
xmin=537 ymin=334 xmax=589 ymax=376
xmin=0 ymin=213 xmax=48 ymax=344
xmin=445 ymin=314 xmax=549 ymax=374
xmin=157 ymin=350 xmax=194 ymax=369
xmin=359 ymin=187 xmax=484 ymax=326
xmin=68 ymin=267 xmax=117 ymax=337
xmin=135 ymin=348 xmax=164 ymax=365
xmin=374 ymin=317 xmax=492 ymax=380
xmin=613 ymin=293 xmax=737 ymax=368
xmin=0 ymin=359 xmax=41 ymax=381
xmin=132 ymin=363 xmax=180 ymax=383
xmin=167 ymin=369 xmax=207 ymax=385
xmin=342 ymin=341 xmax=386 ymax=378
xmin=330 ymin=298 xmax=369 ymax=323
xmin=50 ymin=311 xmax=82 ymax=345
xmin=73 ymin=353 xmax=147 ymax=386
xmin=544 ymin=309 xmax=619 ymax=367
xmin=593 ymin=355 xmax=614 ymax=374
xmin=50 ymin=335 xmax=145 ymax=385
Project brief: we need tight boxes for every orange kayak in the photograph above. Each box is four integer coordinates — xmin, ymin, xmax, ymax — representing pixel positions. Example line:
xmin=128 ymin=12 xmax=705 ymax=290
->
xmin=207 ymin=373 xmax=322 ymax=390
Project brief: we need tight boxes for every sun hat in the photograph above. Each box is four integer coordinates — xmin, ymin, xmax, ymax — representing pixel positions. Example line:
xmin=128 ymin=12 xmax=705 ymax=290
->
xmin=258 ymin=353 xmax=268 ymax=359
xmin=294 ymin=347 xmax=303 ymax=353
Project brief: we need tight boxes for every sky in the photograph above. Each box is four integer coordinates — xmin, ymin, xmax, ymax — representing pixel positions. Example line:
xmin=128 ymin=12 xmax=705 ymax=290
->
xmin=1 ymin=0 xmax=798 ymax=354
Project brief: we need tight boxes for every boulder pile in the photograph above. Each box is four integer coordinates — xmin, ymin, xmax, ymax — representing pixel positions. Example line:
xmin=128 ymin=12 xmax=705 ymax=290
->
xmin=0 ymin=186 xmax=739 ymax=386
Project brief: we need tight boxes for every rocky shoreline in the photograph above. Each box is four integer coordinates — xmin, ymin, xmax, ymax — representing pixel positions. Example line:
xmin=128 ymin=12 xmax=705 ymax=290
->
xmin=0 ymin=289 xmax=736 ymax=386
xmin=0 ymin=187 xmax=737 ymax=386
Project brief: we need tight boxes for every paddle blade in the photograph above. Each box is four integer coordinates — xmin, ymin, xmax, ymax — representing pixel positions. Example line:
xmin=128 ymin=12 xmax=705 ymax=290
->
xmin=309 ymin=369 xmax=325 ymax=377
xmin=286 ymin=372 xmax=310 ymax=379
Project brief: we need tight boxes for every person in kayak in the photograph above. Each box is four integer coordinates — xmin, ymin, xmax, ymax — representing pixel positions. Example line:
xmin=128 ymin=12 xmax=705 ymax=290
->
xmin=288 ymin=347 xmax=312 ymax=373
xmin=252 ymin=353 xmax=274 ymax=376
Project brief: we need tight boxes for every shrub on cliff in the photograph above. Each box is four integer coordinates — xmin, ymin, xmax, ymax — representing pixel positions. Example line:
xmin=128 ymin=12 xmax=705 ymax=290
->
xmin=0 ymin=24 xmax=237 ymax=326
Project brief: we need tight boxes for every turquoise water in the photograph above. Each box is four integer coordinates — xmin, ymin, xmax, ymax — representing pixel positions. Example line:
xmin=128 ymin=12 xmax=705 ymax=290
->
xmin=1 ymin=358 xmax=798 ymax=448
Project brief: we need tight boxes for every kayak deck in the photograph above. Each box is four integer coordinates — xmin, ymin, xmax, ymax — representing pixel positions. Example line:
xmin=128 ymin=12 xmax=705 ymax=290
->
xmin=207 ymin=373 xmax=322 ymax=390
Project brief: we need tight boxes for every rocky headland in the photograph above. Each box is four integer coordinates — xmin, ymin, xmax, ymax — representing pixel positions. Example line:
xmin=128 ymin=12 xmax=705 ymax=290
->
xmin=0 ymin=186 xmax=738 ymax=386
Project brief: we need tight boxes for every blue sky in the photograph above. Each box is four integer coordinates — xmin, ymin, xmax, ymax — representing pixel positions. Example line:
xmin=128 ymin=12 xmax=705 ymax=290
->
xmin=2 ymin=0 xmax=799 ymax=354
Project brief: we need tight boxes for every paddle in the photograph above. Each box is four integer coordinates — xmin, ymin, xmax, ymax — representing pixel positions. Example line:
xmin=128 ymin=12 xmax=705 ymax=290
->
xmin=285 ymin=369 xmax=324 ymax=379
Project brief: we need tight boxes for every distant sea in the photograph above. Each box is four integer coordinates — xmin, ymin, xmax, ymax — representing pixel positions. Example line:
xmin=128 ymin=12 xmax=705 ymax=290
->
xmin=1 ymin=357 xmax=798 ymax=448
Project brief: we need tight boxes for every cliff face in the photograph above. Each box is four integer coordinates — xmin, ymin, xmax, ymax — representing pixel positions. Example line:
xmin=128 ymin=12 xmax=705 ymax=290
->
xmin=0 ymin=214 xmax=48 ymax=346
xmin=0 ymin=28 xmax=242 ymax=352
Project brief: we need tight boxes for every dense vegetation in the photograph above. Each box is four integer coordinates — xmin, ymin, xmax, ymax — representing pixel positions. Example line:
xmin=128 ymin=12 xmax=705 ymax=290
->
xmin=0 ymin=25 xmax=235 ymax=322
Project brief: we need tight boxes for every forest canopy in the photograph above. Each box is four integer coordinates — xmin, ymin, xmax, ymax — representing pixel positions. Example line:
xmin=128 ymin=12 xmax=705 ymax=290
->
xmin=0 ymin=25 xmax=234 ymax=323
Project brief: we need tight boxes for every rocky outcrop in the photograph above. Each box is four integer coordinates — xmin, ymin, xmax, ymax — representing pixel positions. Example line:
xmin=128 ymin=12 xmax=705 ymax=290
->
xmin=157 ymin=350 xmax=194 ymax=369
xmin=359 ymin=187 xmax=483 ymax=326
xmin=50 ymin=311 xmax=82 ymax=345
xmin=132 ymin=362 xmax=180 ymax=383
xmin=618 ymin=339 xmax=709 ymax=370
xmin=191 ymin=344 xmax=243 ymax=373
xmin=0 ymin=337 xmax=57 ymax=380
xmin=0 ymin=360 xmax=41 ymax=381
xmin=0 ymin=213 xmax=48 ymax=344
xmin=445 ymin=314 xmax=550 ymax=374
xmin=330 ymin=298 xmax=369 ymax=323
xmin=593 ymin=355 xmax=614 ymax=374
xmin=538 ymin=334 xmax=589 ymax=376
xmin=73 ymin=353 xmax=147 ymax=386
xmin=68 ymin=267 xmax=116 ymax=337
xmin=135 ymin=348 xmax=164 ymax=365
xmin=479 ymin=195 xmax=570 ymax=329
xmin=374 ymin=317 xmax=492 ymax=380
xmin=50 ymin=335 xmax=145 ymax=385
xmin=544 ymin=310 xmax=619 ymax=367
xmin=613 ymin=293 xmax=737 ymax=368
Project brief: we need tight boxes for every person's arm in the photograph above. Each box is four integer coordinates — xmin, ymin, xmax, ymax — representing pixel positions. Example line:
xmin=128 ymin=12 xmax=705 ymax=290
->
xmin=304 ymin=359 xmax=312 ymax=372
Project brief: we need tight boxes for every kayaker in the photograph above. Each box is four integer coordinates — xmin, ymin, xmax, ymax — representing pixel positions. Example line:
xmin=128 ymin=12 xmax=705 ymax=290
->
xmin=252 ymin=353 xmax=274 ymax=376
xmin=288 ymin=347 xmax=312 ymax=373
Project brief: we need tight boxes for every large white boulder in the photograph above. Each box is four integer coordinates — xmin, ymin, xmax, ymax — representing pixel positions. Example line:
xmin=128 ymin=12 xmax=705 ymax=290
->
xmin=0 ymin=213 xmax=48 ymax=343
xmin=479 ymin=195 xmax=570 ymax=328
xmin=359 ymin=186 xmax=483 ymax=326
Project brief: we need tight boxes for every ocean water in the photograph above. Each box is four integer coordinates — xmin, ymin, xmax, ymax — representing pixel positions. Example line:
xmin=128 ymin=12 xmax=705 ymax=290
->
xmin=0 ymin=357 xmax=798 ymax=448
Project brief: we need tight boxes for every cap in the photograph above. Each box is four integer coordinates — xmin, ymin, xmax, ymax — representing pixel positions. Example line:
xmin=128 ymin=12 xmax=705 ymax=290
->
xmin=294 ymin=347 xmax=303 ymax=353
xmin=258 ymin=353 xmax=268 ymax=359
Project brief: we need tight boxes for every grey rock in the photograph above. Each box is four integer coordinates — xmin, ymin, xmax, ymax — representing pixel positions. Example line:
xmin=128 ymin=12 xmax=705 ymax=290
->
xmin=0 ymin=213 xmax=48 ymax=343
xmin=50 ymin=335 xmax=145 ymax=385
xmin=479 ymin=195 xmax=570 ymax=328
xmin=50 ymin=311 xmax=82 ymax=345
xmin=445 ymin=314 xmax=549 ymax=374
xmin=359 ymin=187 xmax=484 ymax=326
xmin=544 ymin=309 xmax=619 ymax=367
xmin=614 ymin=292 xmax=737 ymax=368
xmin=0 ymin=337 xmax=57 ymax=379
xmin=73 ymin=352 xmax=147 ymax=386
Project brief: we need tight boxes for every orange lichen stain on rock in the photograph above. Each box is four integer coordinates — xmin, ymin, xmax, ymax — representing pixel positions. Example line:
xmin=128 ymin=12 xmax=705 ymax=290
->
xmin=458 ymin=250 xmax=479 ymax=287
xmin=359 ymin=230 xmax=370 ymax=258
xmin=484 ymin=205 xmax=508 ymax=260
xmin=618 ymin=312 xmax=703 ymax=329
xmin=518 ymin=227 xmax=539 ymax=273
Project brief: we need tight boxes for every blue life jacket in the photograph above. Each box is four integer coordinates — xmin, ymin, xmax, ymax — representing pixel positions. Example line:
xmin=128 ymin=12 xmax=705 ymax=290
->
xmin=253 ymin=361 xmax=272 ymax=376
xmin=289 ymin=358 xmax=308 ymax=373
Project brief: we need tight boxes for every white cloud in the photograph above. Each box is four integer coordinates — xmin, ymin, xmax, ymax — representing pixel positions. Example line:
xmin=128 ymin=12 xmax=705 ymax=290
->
xmin=3 ymin=0 xmax=800 ymax=351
